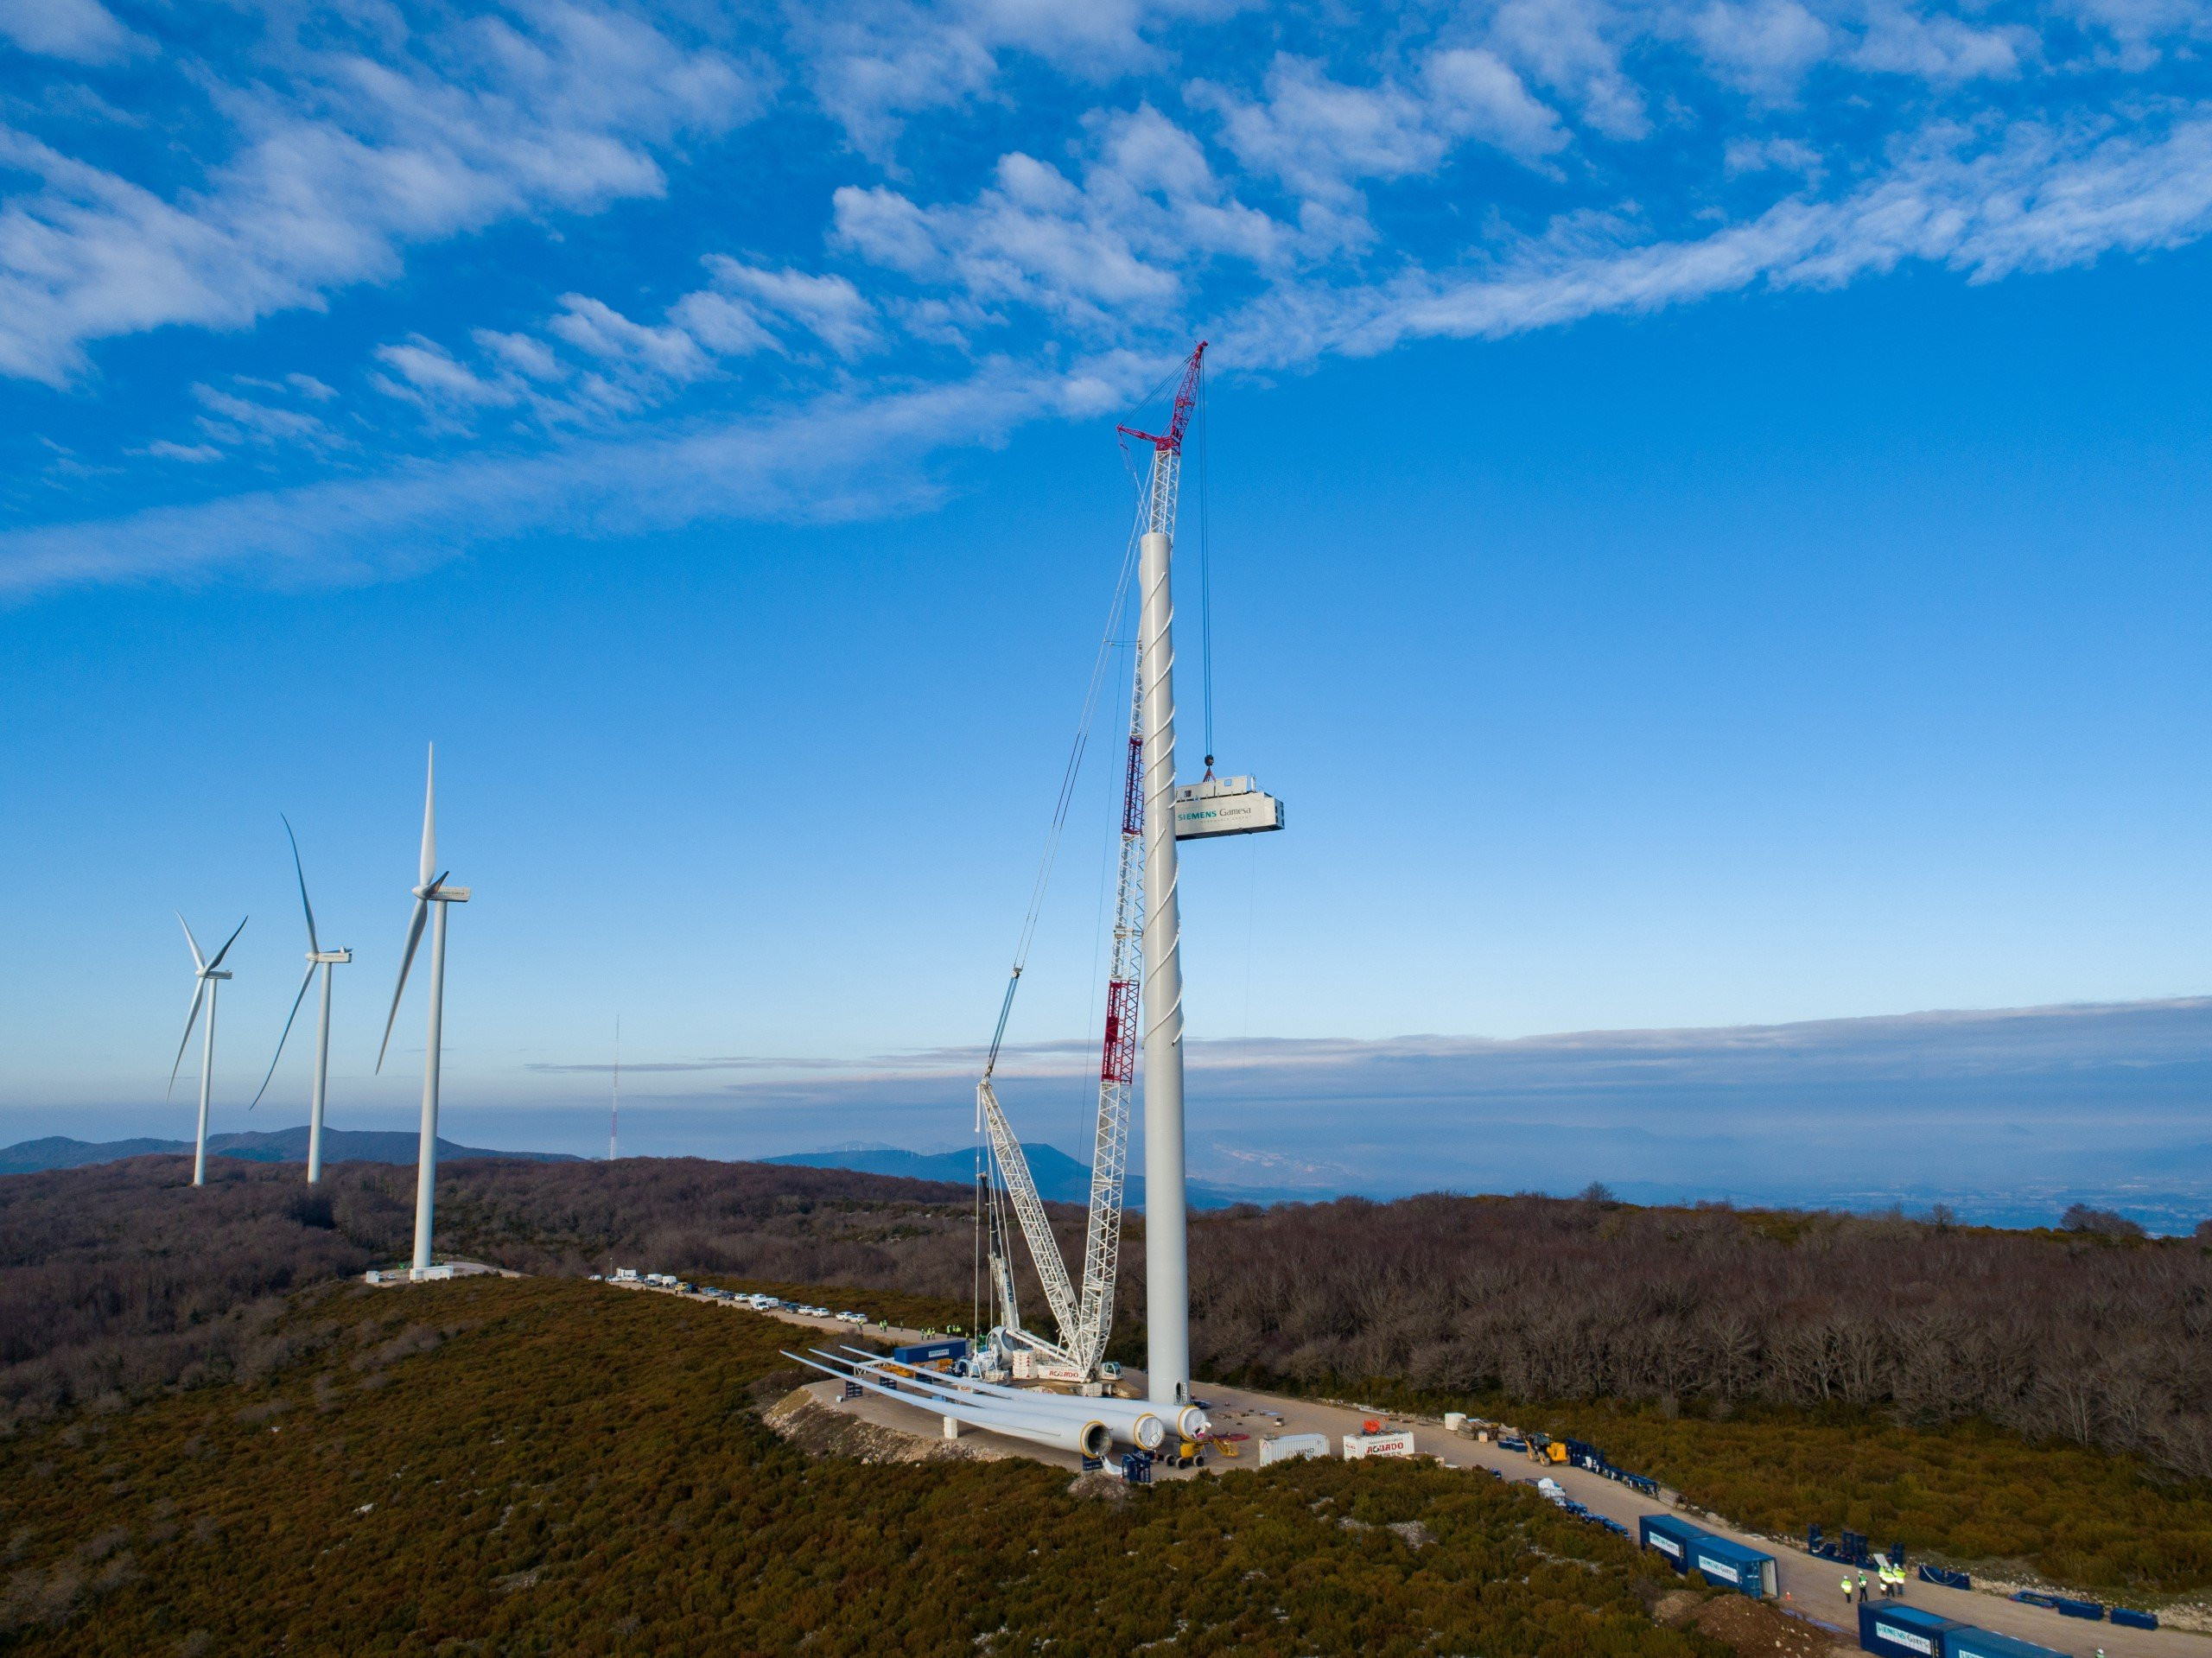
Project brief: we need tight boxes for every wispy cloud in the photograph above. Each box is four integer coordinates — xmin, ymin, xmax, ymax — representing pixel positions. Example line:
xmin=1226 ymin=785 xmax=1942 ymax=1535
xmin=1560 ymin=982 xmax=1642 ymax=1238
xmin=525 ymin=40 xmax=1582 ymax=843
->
xmin=0 ymin=2 xmax=765 ymax=385
xmin=10 ymin=0 xmax=2212 ymax=591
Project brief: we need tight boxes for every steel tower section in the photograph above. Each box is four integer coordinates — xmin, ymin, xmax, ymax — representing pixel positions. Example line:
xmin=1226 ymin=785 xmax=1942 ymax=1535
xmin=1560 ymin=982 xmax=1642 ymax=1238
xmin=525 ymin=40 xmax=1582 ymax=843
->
xmin=1119 ymin=340 xmax=1204 ymax=1405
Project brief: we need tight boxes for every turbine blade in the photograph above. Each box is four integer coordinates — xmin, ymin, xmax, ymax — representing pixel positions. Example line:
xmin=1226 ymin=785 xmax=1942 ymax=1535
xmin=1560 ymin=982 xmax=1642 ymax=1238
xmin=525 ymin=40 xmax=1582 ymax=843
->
xmin=251 ymin=961 xmax=318 ymax=1109
xmin=376 ymin=896 xmax=429 ymax=1073
xmin=176 ymin=912 xmax=206 ymax=974
xmin=283 ymin=814 xmax=319 ymax=956
xmin=168 ymin=979 xmax=208 ymax=1099
xmin=418 ymin=743 xmax=436 ymax=889
xmin=204 ymin=915 xmax=248 ymax=973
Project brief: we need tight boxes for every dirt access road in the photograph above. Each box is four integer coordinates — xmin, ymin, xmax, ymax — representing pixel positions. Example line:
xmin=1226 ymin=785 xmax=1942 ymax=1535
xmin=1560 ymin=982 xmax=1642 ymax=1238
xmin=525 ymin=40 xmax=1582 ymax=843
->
xmin=620 ymin=1284 xmax=2192 ymax=1658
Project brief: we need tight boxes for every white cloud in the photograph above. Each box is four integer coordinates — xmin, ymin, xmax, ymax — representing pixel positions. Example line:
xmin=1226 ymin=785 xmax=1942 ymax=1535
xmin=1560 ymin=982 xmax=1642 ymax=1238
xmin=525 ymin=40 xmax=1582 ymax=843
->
xmin=1850 ymin=5 xmax=2033 ymax=80
xmin=832 ymin=105 xmax=1287 ymax=334
xmin=1424 ymin=48 xmax=1573 ymax=162
xmin=1488 ymin=0 xmax=1650 ymax=140
xmin=140 ymin=440 xmax=225 ymax=463
xmin=0 ymin=0 xmax=141 ymax=63
xmin=1192 ymin=58 xmax=1445 ymax=204
xmin=474 ymin=329 xmax=565 ymax=381
xmin=549 ymin=294 xmax=713 ymax=383
xmin=668 ymin=291 xmax=780 ymax=357
xmin=1685 ymin=0 xmax=1832 ymax=98
xmin=693 ymin=257 xmax=881 ymax=356
xmin=372 ymin=336 xmax=524 ymax=416
xmin=1190 ymin=50 xmax=1567 ymax=214
xmin=0 ymin=359 xmax=1150 ymax=594
xmin=788 ymin=0 xmax=1235 ymax=156
xmin=189 ymin=382 xmax=343 ymax=450
xmin=1233 ymin=111 xmax=2212 ymax=365
xmin=0 ymin=2 xmax=765 ymax=385
xmin=21 ymin=104 xmax=2212 ymax=600
xmin=1725 ymin=134 xmax=1826 ymax=181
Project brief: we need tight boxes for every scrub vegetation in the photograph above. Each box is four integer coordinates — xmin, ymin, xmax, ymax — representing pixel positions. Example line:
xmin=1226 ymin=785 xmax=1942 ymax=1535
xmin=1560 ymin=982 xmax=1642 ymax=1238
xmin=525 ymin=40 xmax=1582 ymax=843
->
xmin=0 ymin=1274 xmax=1715 ymax=1656
xmin=8 ymin=1156 xmax=2212 ymax=1599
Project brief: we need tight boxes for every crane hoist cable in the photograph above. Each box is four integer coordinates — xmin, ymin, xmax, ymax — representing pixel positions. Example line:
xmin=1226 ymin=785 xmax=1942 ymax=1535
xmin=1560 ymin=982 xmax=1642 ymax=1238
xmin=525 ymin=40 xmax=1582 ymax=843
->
xmin=980 ymin=514 xmax=1145 ymax=1080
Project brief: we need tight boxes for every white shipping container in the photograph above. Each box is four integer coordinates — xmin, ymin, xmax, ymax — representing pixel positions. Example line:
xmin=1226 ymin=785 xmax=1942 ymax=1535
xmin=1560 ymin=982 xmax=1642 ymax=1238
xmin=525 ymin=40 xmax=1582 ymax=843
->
xmin=1342 ymin=1430 xmax=1416 ymax=1459
xmin=1258 ymin=1432 xmax=1332 ymax=1465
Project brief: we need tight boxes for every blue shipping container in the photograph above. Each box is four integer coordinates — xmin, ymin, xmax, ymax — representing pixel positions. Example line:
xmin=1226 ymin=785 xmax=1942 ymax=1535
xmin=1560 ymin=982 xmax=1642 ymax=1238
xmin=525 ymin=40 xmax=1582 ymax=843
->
xmin=1859 ymin=1605 xmax=1959 ymax=1658
xmin=1637 ymin=1514 xmax=1708 ymax=1573
xmin=1944 ymin=1628 xmax=2075 ymax=1658
xmin=891 ymin=1338 xmax=969 ymax=1365
xmin=1688 ymin=1534 xmax=1778 ymax=1598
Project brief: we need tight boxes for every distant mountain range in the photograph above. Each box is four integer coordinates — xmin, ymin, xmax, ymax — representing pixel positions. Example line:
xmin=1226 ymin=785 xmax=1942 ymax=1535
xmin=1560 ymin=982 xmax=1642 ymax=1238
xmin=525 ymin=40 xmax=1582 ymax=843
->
xmin=762 ymin=1142 xmax=1319 ymax=1210
xmin=0 ymin=1127 xmax=581 ymax=1177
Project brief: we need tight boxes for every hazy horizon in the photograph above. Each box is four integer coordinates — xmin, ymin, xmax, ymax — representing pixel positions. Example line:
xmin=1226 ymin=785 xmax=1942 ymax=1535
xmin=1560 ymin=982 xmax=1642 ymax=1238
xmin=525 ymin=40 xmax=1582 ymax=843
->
xmin=18 ymin=993 xmax=2211 ymax=1234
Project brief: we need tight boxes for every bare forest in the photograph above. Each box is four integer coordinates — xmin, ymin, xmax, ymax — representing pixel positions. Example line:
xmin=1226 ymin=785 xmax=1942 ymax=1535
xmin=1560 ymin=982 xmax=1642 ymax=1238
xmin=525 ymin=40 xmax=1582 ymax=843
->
xmin=7 ymin=1156 xmax=2210 ymax=1488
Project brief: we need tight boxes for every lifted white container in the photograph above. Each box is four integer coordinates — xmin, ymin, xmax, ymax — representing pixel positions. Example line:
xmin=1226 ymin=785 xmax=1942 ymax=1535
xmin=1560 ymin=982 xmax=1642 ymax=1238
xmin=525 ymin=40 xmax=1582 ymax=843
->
xmin=1173 ymin=775 xmax=1286 ymax=840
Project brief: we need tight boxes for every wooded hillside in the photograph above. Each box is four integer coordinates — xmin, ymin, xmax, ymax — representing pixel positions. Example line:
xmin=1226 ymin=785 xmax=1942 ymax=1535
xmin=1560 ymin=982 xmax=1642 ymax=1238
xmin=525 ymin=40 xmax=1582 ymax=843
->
xmin=9 ymin=1157 xmax=2211 ymax=1532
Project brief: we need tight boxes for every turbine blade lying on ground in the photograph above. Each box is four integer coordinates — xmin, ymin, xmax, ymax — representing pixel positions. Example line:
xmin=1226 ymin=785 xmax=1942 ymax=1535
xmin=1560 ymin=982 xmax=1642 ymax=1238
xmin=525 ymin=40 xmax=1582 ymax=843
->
xmin=168 ymin=979 xmax=208 ymax=1098
xmin=251 ymin=960 xmax=318 ymax=1109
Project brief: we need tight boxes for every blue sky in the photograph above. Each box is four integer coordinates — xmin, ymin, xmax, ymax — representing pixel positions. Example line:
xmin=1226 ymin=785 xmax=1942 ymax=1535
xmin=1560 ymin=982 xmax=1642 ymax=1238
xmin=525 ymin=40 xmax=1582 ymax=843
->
xmin=7 ymin=0 xmax=2212 ymax=1212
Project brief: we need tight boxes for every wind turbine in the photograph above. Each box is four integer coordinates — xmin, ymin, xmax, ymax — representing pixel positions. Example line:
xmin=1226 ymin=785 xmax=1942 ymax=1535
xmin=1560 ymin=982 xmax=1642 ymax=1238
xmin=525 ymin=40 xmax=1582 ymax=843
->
xmin=251 ymin=816 xmax=352 ymax=1183
xmin=377 ymin=745 xmax=470 ymax=1280
xmin=168 ymin=913 xmax=247 ymax=1187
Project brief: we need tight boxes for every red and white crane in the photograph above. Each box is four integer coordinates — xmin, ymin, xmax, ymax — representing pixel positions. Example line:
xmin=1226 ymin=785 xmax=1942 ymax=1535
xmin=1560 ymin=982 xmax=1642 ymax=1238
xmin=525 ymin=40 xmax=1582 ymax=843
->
xmin=977 ymin=342 xmax=1280 ymax=1401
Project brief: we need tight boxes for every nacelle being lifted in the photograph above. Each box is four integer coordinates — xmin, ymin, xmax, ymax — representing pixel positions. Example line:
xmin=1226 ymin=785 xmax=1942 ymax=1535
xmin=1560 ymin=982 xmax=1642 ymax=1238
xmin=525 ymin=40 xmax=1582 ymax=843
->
xmin=1173 ymin=774 xmax=1285 ymax=840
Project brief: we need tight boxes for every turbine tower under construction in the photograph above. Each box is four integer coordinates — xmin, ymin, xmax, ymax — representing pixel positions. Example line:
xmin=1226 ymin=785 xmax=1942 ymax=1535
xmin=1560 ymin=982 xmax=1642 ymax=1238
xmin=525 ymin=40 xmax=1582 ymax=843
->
xmin=971 ymin=342 xmax=1281 ymax=1416
xmin=1122 ymin=346 xmax=1202 ymax=1407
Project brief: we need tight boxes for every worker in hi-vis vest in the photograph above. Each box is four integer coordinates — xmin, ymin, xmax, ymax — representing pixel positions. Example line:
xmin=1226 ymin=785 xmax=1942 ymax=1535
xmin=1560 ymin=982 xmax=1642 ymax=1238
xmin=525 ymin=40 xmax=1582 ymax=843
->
xmin=1856 ymin=1572 xmax=1868 ymax=1602
xmin=1840 ymin=1576 xmax=1853 ymax=1602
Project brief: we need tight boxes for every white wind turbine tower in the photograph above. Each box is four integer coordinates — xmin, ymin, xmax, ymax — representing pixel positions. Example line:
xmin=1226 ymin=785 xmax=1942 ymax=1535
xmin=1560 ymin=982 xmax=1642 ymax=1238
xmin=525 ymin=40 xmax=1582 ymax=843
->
xmin=168 ymin=913 xmax=247 ymax=1187
xmin=376 ymin=746 xmax=471 ymax=1280
xmin=250 ymin=816 xmax=352 ymax=1182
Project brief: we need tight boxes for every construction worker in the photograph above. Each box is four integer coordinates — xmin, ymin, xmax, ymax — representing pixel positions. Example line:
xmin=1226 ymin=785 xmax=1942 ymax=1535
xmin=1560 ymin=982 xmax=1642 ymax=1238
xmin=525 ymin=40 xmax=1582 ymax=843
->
xmin=1857 ymin=1572 xmax=1869 ymax=1603
xmin=1840 ymin=1575 xmax=1854 ymax=1604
